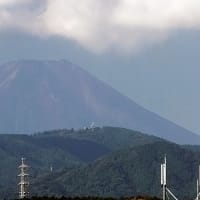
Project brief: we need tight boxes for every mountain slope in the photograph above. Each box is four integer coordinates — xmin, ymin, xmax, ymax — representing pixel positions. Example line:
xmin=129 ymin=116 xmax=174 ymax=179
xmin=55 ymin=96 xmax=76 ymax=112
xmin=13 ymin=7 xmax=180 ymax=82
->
xmin=32 ymin=141 xmax=200 ymax=199
xmin=0 ymin=60 xmax=199 ymax=144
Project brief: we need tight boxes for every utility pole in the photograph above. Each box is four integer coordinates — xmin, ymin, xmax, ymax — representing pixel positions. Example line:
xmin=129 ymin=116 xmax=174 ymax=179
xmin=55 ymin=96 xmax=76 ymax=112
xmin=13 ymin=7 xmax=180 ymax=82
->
xmin=18 ymin=157 xmax=29 ymax=199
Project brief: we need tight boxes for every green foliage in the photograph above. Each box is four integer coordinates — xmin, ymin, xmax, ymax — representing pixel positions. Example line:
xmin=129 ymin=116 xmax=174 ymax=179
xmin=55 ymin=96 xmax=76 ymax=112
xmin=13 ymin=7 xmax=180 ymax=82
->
xmin=0 ymin=127 xmax=199 ymax=200
xmin=31 ymin=141 xmax=200 ymax=199
xmin=36 ymin=126 xmax=161 ymax=150
xmin=0 ymin=127 xmax=159 ymax=199
xmin=13 ymin=196 xmax=161 ymax=200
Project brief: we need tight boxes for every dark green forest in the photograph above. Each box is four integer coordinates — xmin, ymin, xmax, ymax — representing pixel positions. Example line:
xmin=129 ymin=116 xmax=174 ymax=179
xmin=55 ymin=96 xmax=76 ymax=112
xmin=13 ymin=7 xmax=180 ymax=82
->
xmin=0 ymin=127 xmax=200 ymax=199
xmin=14 ymin=196 xmax=161 ymax=200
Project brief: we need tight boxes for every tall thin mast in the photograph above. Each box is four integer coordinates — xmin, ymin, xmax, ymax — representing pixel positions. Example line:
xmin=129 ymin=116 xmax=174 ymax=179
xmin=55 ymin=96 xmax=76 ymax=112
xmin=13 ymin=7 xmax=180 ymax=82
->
xmin=18 ymin=157 xmax=29 ymax=199
xmin=196 ymin=165 xmax=200 ymax=200
xmin=161 ymin=155 xmax=167 ymax=200
xmin=161 ymin=155 xmax=178 ymax=200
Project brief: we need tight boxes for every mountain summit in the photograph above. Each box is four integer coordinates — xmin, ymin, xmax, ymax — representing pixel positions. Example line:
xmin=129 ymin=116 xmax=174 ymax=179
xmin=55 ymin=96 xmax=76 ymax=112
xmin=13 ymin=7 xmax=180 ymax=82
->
xmin=0 ymin=60 xmax=199 ymax=144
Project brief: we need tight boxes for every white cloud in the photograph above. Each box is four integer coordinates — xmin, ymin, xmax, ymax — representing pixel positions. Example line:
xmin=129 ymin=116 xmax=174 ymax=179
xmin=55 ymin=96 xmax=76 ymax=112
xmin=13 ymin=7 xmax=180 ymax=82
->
xmin=0 ymin=0 xmax=200 ymax=53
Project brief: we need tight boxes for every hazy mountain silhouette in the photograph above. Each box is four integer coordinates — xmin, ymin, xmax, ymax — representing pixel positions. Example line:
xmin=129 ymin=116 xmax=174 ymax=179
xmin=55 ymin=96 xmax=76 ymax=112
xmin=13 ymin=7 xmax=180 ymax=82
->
xmin=0 ymin=60 xmax=199 ymax=144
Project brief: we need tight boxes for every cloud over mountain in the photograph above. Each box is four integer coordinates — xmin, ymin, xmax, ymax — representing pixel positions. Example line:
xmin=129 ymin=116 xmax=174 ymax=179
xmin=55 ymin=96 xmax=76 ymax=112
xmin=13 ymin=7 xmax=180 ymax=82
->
xmin=0 ymin=0 xmax=200 ymax=52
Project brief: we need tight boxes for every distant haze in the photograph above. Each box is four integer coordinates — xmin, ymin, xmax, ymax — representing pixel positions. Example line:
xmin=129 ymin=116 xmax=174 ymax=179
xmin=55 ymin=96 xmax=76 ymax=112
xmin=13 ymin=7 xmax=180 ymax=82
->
xmin=0 ymin=60 xmax=199 ymax=145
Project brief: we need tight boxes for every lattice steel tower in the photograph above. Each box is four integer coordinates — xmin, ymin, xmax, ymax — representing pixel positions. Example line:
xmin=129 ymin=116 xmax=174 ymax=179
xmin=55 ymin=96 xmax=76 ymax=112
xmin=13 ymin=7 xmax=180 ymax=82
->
xmin=18 ymin=158 xmax=29 ymax=199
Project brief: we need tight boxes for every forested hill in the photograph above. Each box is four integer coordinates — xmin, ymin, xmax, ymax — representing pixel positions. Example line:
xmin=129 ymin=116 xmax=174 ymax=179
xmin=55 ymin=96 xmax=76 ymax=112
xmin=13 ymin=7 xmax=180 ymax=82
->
xmin=13 ymin=196 xmax=161 ymax=200
xmin=35 ymin=127 xmax=162 ymax=150
xmin=0 ymin=127 xmax=161 ymax=199
xmin=31 ymin=141 xmax=200 ymax=199
xmin=1 ymin=127 xmax=200 ymax=199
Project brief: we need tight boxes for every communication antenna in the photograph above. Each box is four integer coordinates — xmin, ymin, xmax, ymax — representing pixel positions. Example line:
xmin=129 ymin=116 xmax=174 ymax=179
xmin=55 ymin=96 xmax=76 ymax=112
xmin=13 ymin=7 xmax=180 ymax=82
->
xmin=161 ymin=155 xmax=167 ymax=200
xmin=50 ymin=165 xmax=53 ymax=172
xmin=18 ymin=157 xmax=29 ymax=199
xmin=160 ymin=155 xmax=178 ymax=200
xmin=90 ymin=122 xmax=95 ymax=130
xmin=195 ymin=165 xmax=200 ymax=200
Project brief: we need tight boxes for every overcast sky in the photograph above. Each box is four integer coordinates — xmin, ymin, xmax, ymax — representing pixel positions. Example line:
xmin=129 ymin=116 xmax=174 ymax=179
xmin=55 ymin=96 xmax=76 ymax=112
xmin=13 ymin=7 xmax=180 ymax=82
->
xmin=0 ymin=0 xmax=200 ymax=134
xmin=1 ymin=0 xmax=200 ymax=52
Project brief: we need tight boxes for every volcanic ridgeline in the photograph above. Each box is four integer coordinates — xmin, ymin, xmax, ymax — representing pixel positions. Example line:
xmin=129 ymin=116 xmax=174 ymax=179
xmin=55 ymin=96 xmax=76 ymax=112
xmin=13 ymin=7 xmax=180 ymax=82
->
xmin=0 ymin=59 xmax=199 ymax=144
